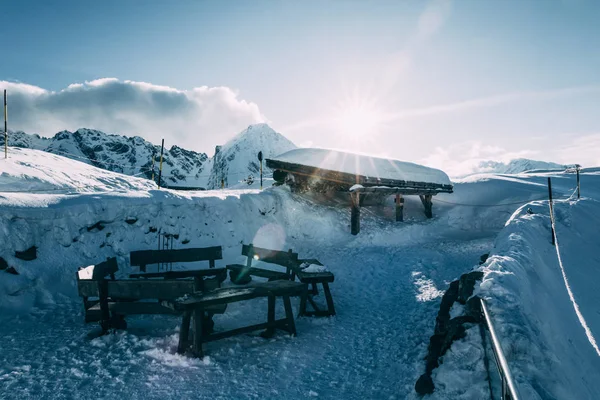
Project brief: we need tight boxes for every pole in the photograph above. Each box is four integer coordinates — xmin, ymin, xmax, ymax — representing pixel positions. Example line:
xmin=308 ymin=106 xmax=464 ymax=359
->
xmin=548 ymin=177 xmax=555 ymax=246
xmin=576 ymin=165 xmax=581 ymax=199
xmin=150 ymin=152 xmax=156 ymax=182
xmin=260 ymin=160 xmax=263 ymax=190
xmin=4 ymin=90 xmax=7 ymax=159
xmin=157 ymin=139 xmax=164 ymax=189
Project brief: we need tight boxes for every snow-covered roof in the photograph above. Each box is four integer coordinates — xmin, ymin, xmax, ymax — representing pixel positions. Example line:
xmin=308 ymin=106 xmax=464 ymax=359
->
xmin=270 ymin=148 xmax=452 ymax=186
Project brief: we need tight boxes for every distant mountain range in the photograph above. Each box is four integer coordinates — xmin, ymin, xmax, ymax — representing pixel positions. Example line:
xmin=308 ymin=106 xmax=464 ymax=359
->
xmin=2 ymin=124 xmax=296 ymax=189
xmin=2 ymin=126 xmax=570 ymax=187
xmin=474 ymin=159 xmax=568 ymax=175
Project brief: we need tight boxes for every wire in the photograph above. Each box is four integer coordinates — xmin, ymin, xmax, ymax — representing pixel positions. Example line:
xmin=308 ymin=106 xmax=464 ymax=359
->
xmin=433 ymin=196 xmax=549 ymax=207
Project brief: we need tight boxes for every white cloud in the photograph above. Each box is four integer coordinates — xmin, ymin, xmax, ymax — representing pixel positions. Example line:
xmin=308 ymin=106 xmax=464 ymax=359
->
xmin=420 ymin=141 xmax=541 ymax=178
xmin=0 ymin=79 xmax=265 ymax=154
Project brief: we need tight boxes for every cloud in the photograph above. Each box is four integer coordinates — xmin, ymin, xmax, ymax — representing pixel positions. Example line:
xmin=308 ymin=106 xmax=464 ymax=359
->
xmin=385 ymin=85 xmax=600 ymax=121
xmin=416 ymin=0 xmax=453 ymax=41
xmin=420 ymin=141 xmax=541 ymax=178
xmin=556 ymin=133 xmax=600 ymax=167
xmin=0 ymin=79 xmax=265 ymax=154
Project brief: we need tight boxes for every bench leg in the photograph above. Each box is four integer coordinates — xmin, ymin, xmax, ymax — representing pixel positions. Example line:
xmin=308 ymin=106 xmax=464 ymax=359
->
xmin=98 ymin=280 xmax=111 ymax=333
xmin=311 ymin=282 xmax=319 ymax=295
xmin=298 ymin=284 xmax=309 ymax=317
xmin=192 ymin=308 xmax=204 ymax=358
xmin=178 ymin=311 xmax=192 ymax=354
xmin=323 ymin=282 xmax=336 ymax=316
xmin=261 ymin=295 xmax=276 ymax=339
xmin=282 ymin=295 xmax=296 ymax=336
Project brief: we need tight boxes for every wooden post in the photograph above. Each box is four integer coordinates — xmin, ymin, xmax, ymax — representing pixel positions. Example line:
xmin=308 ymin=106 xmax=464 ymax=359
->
xmin=157 ymin=139 xmax=164 ymax=189
xmin=351 ymin=191 xmax=360 ymax=235
xmin=150 ymin=152 xmax=156 ymax=182
xmin=395 ymin=194 xmax=404 ymax=222
xmin=4 ymin=90 xmax=7 ymax=159
xmin=576 ymin=165 xmax=581 ymax=199
xmin=548 ymin=177 xmax=555 ymax=246
xmin=221 ymin=178 xmax=225 ymax=189
xmin=420 ymin=195 xmax=433 ymax=218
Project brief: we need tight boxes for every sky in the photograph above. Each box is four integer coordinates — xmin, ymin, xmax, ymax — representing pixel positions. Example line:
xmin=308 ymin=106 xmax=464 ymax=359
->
xmin=1 ymin=0 xmax=599 ymax=174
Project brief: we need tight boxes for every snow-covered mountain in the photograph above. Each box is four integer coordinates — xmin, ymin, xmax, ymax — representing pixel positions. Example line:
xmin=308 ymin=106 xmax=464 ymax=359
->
xmin=474 ymin=158 xmax=567 ymax=175
xmin=207 ymin=123 xmax=296 ymax=189
xmin=1 ymin=124 xmax=295 ymax=190
xmin=2 ymin=129 xmax=210 ymax=188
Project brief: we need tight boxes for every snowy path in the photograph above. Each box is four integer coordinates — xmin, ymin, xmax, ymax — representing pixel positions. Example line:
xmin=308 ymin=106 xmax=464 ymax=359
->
xmin=0 ymin=238 xmax=492 ymax=400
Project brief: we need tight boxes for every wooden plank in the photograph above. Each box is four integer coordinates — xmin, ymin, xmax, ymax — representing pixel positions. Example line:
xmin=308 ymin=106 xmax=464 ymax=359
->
xmin=129 ymin=267 xmax=226 ymax=280
xmin=176 ymin=281 xmax=306 ymax=309
xmin=323 ymin=282 xmax=336 ymax=316
xmin=178 ymin=311 xmax=192 ymax=354
xmin=396 ymin=194 xmax=404 ymax=222
xmin=226 ymin=264 xmax=290 ymax=281
xmin=241 ymin=244 xmax=298 ymax=266
xmin=130 ymin=247 xmax=223 ymax=267
xmin=266 ymin=158 xmax=454 ymax=193
xmin=201 ymin=319 xmax=290 ymax=343
xmin=351 ymin=191 xmax=360 ymax=235
xmin=193 ymin=308 xmax=204 ymax=357
xmin=78 ymin=279 xmax=195 ymax=299
xmin=88 ymin=301 xmax=180 ymax=315
xmin=295 ymin=270 xmax=335 ymax=283
xmin=349 ymin=187 xmax=445 ymax=195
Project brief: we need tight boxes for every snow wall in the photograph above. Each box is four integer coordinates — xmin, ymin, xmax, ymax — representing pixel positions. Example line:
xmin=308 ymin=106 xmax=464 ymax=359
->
xmin=432 ymin=177 xmax=600 ymax=399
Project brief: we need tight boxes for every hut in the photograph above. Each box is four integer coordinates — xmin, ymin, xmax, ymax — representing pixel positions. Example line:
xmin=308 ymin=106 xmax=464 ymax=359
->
xmin=266 ymin=148 xmax=453 ymax=235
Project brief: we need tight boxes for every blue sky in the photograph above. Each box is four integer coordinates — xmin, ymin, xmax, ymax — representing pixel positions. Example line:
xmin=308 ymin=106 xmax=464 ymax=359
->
xmin=1 ymin=0 xmax=599 ymax=172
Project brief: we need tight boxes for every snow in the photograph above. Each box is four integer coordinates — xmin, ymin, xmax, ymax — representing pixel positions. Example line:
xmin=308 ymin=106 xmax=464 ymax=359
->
xmin=300 ymin=263 xmax=329 ymax=273
xmin=271 ymin=148 xmax=452 ymax=186
xmin=207 ymin=124 xmax=296 ymax=189
xmin=1 ymin=147 xmax=599 ymax=399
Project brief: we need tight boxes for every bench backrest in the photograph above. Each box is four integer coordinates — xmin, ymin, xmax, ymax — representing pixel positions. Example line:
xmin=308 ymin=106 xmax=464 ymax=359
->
xmin=130 ymin=246 xmax=223 ymax=271
xmin=242 ymin=244 xmax=298 ymax=269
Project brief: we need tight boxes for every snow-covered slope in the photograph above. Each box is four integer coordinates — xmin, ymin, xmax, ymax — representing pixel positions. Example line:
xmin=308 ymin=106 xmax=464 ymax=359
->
xmin=0 ymin=147 xmax=156 ymax=193
xmin=272 ymin=148 xmax=452 ymax=186
xmin=3 ymin=128 xmax=210 ymax=188
xmin=1 ymin=147 xmax=598 ymax=399
xmin=207 ymin=124 xmax=296 ymax=189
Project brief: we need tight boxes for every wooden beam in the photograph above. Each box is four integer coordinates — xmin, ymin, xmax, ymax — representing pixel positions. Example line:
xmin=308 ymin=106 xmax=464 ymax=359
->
xmin=350 ymin=191 xmax=360 ymax=235
xmin=266 ymin=158 xmax=454 ymax=193
xmin=395 ymin=194 xmax=404 ymax=222
xmin=78 ymin=279 xmax=195 ymax=299
xmin=420 ymin=195 xmax=433 ymax=218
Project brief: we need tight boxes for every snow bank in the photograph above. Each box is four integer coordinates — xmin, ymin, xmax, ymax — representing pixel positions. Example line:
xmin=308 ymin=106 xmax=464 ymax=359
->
xmin=432 ymin=172 xmax=600 ymax=399
xmin=0 ymin=147 xmax=156 ymax=193
xmin=271 ymin=148 xmax=452 ymax=186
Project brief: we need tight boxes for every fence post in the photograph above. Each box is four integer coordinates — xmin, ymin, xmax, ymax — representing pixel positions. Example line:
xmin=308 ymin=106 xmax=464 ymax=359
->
xmin=4 ymin=89 xmax=7 ymax=159
xmin=548 ymin=177 xmax=555 ymax=246
xmin=576 ymin=165 xmax=581 ymax=199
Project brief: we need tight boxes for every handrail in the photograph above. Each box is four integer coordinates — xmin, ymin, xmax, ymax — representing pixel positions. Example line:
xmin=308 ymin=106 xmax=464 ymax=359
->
xmin=481 ymin=298 xmax=521 ymax=400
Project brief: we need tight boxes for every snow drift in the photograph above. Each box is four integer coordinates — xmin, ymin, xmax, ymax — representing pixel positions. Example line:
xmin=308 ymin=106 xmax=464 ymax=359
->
xmin=431 ymin=173 xmax=600 ymax=399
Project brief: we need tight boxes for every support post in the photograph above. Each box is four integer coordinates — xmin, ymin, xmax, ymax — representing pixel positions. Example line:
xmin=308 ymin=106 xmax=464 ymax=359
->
xmin=260 ymin=159 xmax=263 ymax=190
xmin=4 ymin=90 xmax=7 ymax=159
xmin=395 ymin=194 xmax=404 ymax=222
xmin=420 ymin=195 xmax=433 ymax=218
xmin=150 ymin=152 xmax=156 ymax=182
xmin=350 ymin=191 xmax=361 ymax=235
xmin=548 ymin=177 xmax=555 ymax=246
xmin=576 ymin=165 xmax=580 ymax=199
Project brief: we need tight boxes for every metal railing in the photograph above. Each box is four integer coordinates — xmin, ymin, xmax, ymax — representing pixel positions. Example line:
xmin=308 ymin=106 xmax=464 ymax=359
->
xmin=480 ymin=298 xmax=521 ymax=400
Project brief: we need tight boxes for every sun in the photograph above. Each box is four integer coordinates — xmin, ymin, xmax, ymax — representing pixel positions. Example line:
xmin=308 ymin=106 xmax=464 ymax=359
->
xmin=332 ymin=98 xmax=385 ymax=147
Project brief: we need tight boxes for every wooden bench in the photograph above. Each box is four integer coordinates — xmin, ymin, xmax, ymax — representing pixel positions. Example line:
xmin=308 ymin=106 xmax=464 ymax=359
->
xmin=77 ymin=247 xmax=227 ymax=333
xmin=227 ymin=244 xmax=298 ymax=284
xmin=295 ymin=259 xmax=336 ymax=317
xmin=227 ymin=244 xmax=336 ymax=317
xmin=165 ymin=280 xmax=307 ymax=357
